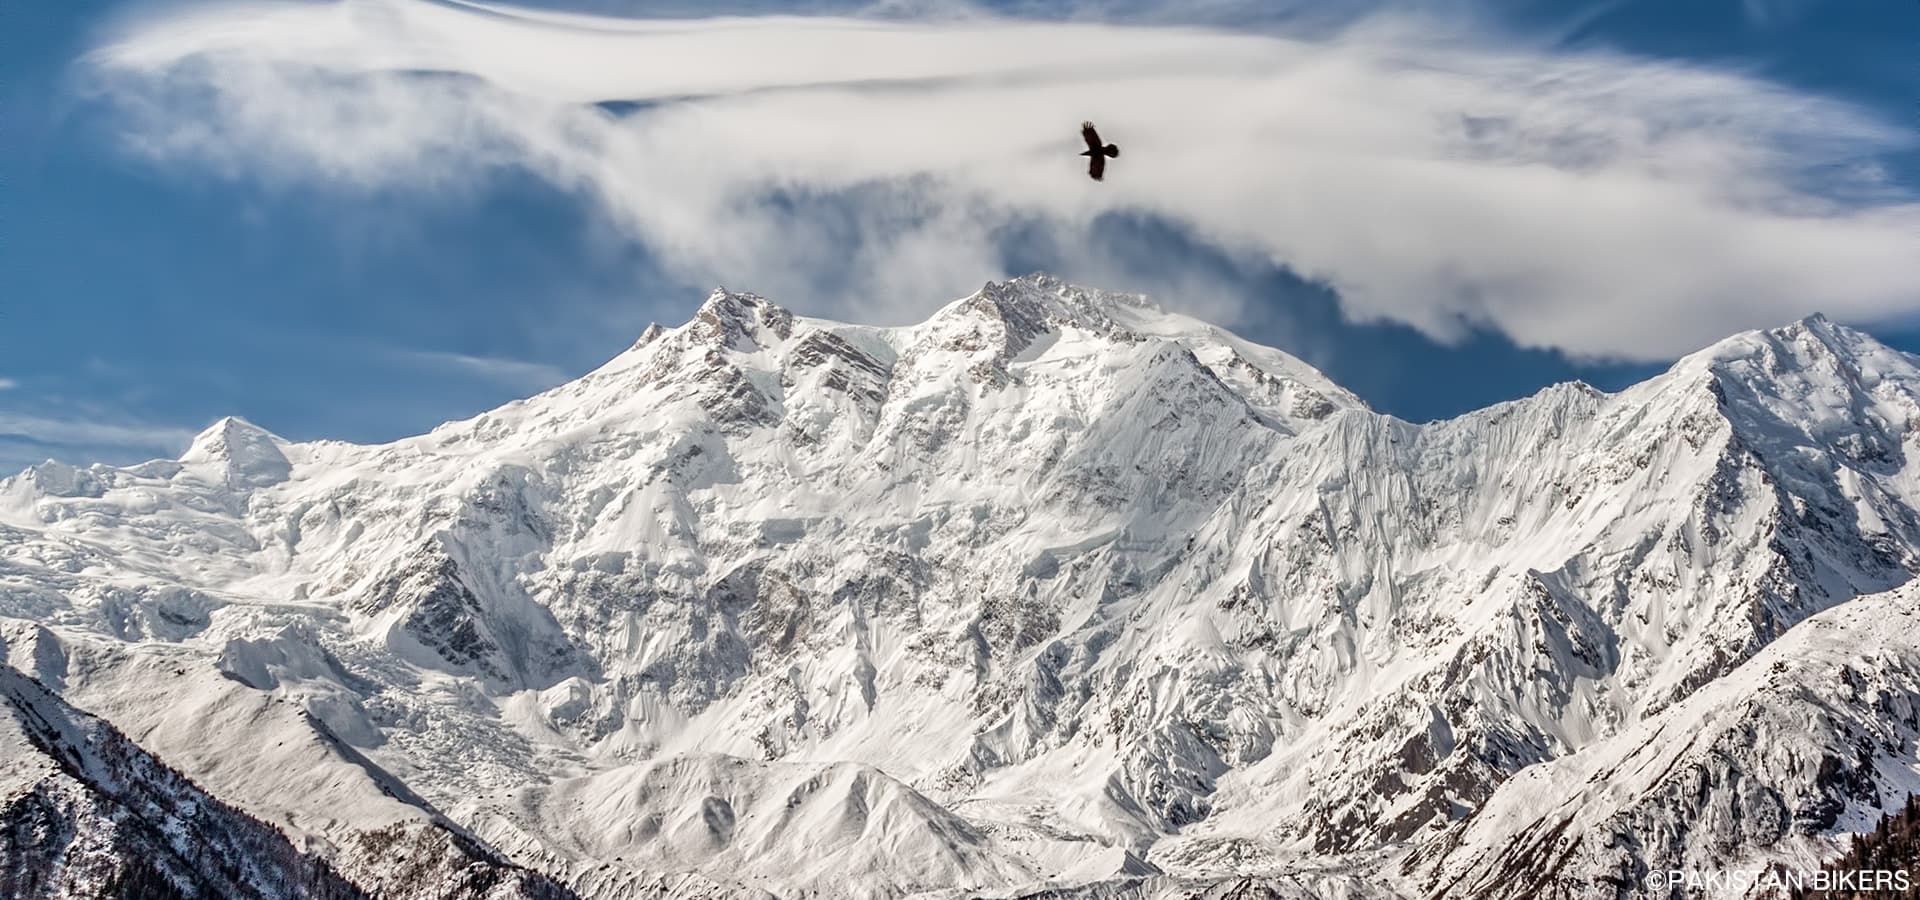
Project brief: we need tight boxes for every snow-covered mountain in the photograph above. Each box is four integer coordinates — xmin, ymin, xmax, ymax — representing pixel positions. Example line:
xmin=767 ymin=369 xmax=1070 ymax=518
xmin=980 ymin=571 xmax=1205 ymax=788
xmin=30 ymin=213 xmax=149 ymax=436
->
xmin=4 ymin=273 xmax=1919 ymax=899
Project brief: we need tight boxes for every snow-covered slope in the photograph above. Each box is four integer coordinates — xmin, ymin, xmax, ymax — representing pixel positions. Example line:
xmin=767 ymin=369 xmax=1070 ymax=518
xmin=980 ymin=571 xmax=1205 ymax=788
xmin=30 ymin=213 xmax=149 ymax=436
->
xmin=1406 ymin=583 xmax=1920 ymax=899
xmin=0 ymin=660 xmax=368 ymax=899
xmin=2 ymin=273 xmax=1918 ymax=899
xmin=0 ymin=638 xmax=578 ymax=899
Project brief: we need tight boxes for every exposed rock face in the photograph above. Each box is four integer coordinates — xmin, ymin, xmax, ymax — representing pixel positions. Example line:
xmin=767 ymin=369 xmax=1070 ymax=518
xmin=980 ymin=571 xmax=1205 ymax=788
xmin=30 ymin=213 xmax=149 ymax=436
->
xmin=2 ymin=276 xmax=1919 ymax=898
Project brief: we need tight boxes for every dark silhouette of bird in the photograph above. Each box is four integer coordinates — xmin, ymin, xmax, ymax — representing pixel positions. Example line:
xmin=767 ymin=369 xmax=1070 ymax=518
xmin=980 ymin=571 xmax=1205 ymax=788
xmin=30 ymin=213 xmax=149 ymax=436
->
xmin=1080 ymin=121 xmax=1120 ymax=181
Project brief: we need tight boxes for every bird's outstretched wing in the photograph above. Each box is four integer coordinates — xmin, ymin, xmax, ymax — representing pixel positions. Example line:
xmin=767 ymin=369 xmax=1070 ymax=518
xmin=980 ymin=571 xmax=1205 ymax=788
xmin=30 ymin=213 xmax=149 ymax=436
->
xmin=1082 ymin=121 xmax=1104 ymax=154
xmin=1088 ymin=151 xmax=1106 ymax=181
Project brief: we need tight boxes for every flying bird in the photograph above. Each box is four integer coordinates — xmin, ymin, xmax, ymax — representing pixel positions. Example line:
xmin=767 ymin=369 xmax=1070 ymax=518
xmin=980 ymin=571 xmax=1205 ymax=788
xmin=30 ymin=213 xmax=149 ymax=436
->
xmin=1080 ymin=121 xmax=1120 ymax=181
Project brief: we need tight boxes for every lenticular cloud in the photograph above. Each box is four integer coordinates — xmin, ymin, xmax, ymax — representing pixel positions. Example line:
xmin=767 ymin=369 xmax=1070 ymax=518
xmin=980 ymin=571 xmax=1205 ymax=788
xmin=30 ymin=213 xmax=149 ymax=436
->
xmin=85 ymin=0 xmax=1920 ymax=358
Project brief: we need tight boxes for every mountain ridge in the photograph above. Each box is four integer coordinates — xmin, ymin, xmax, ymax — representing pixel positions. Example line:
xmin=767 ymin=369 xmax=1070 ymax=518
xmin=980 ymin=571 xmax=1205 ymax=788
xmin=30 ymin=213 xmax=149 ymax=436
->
xmin=158 ymin=280 xmax=1872 ymax=463
xmin=3 ymin=273 xmax=1918 ymax=899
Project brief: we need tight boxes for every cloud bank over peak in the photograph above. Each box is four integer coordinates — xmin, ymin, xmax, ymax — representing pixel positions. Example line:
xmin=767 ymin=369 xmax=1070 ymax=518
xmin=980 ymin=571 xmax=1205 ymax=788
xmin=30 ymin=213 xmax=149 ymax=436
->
xmin=84 ymin=0 xmax=1920 ymax=359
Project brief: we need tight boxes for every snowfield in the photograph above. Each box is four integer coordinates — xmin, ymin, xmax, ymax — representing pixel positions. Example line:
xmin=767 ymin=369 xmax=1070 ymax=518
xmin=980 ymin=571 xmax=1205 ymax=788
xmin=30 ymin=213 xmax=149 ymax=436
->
xmin=4 ymin=273 xmax=1920 ymax=899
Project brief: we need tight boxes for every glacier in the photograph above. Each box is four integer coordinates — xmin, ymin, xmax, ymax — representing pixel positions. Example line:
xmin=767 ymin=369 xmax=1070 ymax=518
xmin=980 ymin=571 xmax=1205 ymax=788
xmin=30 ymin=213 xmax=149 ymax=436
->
xmin=3 ymin=273 xmax=1919 ymax=899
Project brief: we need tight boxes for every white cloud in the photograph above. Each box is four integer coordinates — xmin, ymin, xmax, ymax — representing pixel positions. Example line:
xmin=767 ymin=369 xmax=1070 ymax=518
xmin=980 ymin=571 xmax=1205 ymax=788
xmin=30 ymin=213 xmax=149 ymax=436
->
xmin=0 ymin=378 xmax=17 ymax=391
xmin=81 ymin=0 xmax=1920 ymax=359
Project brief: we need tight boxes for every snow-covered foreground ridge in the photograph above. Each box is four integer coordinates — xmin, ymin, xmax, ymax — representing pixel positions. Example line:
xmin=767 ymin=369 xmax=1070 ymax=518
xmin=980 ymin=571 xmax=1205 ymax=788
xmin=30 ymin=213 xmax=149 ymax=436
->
xmin=5 ymin=273 xmax=1920 ymax=899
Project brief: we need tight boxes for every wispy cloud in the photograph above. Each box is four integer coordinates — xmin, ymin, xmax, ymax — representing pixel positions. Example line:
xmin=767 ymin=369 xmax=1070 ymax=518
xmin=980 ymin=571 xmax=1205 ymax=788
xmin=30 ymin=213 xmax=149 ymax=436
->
xmin=80 ymin=0 xmax=1920 ymax=359
xmin=1740 ymin=0 xmax=1816 ymax=28
xmin=0 ymin=410 xmax=198 ymax=468
xmin=378 ymin=346 xmax=571 ymax=390
xmin=0 ymin=379 xmax=18 ymax=392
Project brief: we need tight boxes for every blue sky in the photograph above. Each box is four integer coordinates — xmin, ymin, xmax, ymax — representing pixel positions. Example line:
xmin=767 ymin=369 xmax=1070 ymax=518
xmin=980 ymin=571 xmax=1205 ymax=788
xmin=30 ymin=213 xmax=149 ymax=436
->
xmin=3 ymin=0 xmax=1916 ymax=472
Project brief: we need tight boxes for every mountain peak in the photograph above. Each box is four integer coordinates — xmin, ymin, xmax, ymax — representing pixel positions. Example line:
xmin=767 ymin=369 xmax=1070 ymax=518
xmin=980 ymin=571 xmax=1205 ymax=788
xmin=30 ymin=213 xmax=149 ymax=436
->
xmin=179 ymin=416 xmax=291 ymax=488
xmin=930 ymin=272 xmax=1159 ymax=343
xmin=1669 ymin=311 xmax=1885 ymax=383
xmin=688 ymin=287 xmax=794 ymax=350
xmin=991 ymin=272 xmax=1164 ymax=319
xmin=1774 ymin=311 xmax=1846 ymax=346
xmin=631 ymin=322 xmax=667 ymax=350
